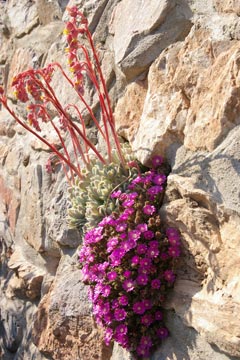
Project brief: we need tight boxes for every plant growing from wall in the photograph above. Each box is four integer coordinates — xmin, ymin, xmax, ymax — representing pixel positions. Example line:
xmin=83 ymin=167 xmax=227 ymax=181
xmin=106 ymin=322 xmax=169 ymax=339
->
xmin=0 ymin=6 xmax=180 ymax=359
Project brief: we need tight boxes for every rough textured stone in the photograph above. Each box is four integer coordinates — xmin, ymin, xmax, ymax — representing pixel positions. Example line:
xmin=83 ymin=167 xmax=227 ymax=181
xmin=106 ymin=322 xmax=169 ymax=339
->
xmin=1 ymin=0 xmax=240 ymax=359
xmin=214 ymin=0 xmax=240 ymax=15
xmin=132 ymin=29 xmax=240 ymax=163
xmin=32 ymin=255 xmax=112 ymax=360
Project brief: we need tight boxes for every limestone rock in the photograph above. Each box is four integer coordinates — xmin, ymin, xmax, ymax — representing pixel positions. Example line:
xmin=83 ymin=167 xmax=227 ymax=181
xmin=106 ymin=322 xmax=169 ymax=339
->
xmin=214 ymin=0 xmax=240 ymax=15
xmin=109 ymin=0 xmax=192 ymax=80
xmin=32 ymin=255 xmax=112 ymax=360
xmin=6 ymin=0 xmax=39 ymax=38
xmin=132 ymin=28 xmax=240 ymax=163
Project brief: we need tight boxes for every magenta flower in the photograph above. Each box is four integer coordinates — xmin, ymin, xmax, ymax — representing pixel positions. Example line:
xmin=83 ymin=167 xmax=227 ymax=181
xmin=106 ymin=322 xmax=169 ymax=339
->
xmin=137 ymin=243 xmax=148 ymax=255
xmin=156 ymin=327 xmax=169 ymax=339
xmin=142 ymin=299 xmax=152 ymax=310
xmin=155 ymin=310 xmax=163 ymax=321
xmin=114 ymin=308 xmax=127 ymax=321
xmin=166 ymin=227 xmax=180 ymax=239
xmin=122 ymin=199 xmax=135 ymax=207
xmin=143 ymin=230 xmax=155 ymax=239
xmin=128 ymin=229 xmax=141 ymax=241
xmin=136 ymin=273 xmax=149 ymax=286
xmin=147 ymin=247 xmax=159 ymax=258
xmin=149 ymin=240 xmax=159 ymax=248
xmin=115 ymin=222 xmax=127 ymax=232
xmin=136 ymin=223 xmax=148 ymax=233
xmin=140 ymin=335 xmax=153 ymax=348
xmin=152 ymin=155 xmax=163 ymax=168
xmin=123 ymin=270 xmax=132 ymax=278
xmin=141 ymin=313 xmax=154 ymax=326
xmin=153 ymin=174 xmax=166 ymax=186
xmin=115 ymin=324 xmax=128 ymax=336
xmin=136 ymin=346 xmax=150 ymax=357
xmin=107 ymin=271 xmax=117 ymax=281
xmin=104 ymin=313 xmax=113 ymax=325
xmin=119 ymin=294 xmax=128 ymax=306
xmin=104 ymin=327 xmax=113 ymax=346
xmin=164 ymin=269 xmax=176 ymax=283
xmin=131 ymin=255 xmax=140 ymax=266
xmin=110 ymin=190 xmax=122 ymax=198
xmin=147 ymin=185 xmax=163 ymax=196
xmin=133 ymin=301 xmax=146 ymax=315
xmin=168 ymin=246 xmax=181 ymax=258
xmin=143 ymin=204 xmax=156 ymax=215
xmin=139 ymin=257 xmax=152 ymax=268
xmin=122 ymin=279 xmax=135 ymax=292
xmin=151 ymin=278 xmax=161 ymax=289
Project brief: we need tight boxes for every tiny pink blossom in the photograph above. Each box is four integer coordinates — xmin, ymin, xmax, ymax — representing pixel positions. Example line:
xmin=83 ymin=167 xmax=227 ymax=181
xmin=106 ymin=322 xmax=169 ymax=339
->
xmin=151 ymin=155 xmax=163 ymax=168
xmin=143 ymin=204 xmax=156 ymax=215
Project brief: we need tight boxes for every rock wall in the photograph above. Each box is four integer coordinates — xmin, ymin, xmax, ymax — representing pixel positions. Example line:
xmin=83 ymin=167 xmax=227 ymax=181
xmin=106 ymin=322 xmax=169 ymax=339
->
xmin=0 ymin=0 xmax=240 ymax=359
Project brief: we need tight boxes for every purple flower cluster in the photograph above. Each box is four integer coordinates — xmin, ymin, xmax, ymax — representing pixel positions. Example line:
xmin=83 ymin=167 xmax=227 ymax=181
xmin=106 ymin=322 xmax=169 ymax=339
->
xmin=79 ymin=155 xmax=181 ymax=359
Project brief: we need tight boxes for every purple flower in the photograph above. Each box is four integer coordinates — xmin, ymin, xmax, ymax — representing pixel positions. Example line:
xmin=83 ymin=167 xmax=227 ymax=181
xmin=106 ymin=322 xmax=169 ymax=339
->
xmin=143 ymin=204 xmax=156 ymax=215
xmin=140 ymin=335 xmax=152 ymax=348
xmin=114 ymin=308 xmax=127 ymax=321
xmin=155 ymin=310 xmax=163 ymax=321
xmin=122 ymin=199 xmax=135 ymax=207
xmin=115 ymin=333 xmax=129 ymax=348
xmin=104 ymin=327 xmax=113 ymax=346
xmin=123 ymin=270 xmax=132 ymax=278
xmin=153 ymin=174 xmax=166 ymax=186
xmin=128 ymin=229 xmax=141 ymax=241
xmin=136 ymin=223 xmax=148 ymax=233
xmin=122 ymin=279 xmax=135 ymax=292
xmin=136 ymin=345 xmax=150 ymax=357
xmin=166 ymin=227 xmax=180 ymax=240
xmin=142 ymin=299 xmax=152 ymax=310
xmin=122 ymin=239 xmax=136 ymax=252
xmin=115 ymin=324 xmax=128 ymax=336
xmin=152 ymin=155 xmax=163 ymax=168
xmin=147 ymin=185 xmax=163 ymax=196
xmin=141 ymin=313 xmax=154 ymax=326
xmin=111 ymin=299 xmax=119 ymax=308
xmin=139 ymin=257 xmax=152 ymax=268
xmin=115 ymin=222 xmax=127 ymax=232
xmin=156 ymin=327 xmax=169 ymax=339
xmin=147 ymin=247 xmax=159 ymax=258
xmin=164 ymin=269 xmax=176 ymax=283
xmin=133 ymin=301 xmax=146 ymax=315
xmin=107 ymin=237 xmax=118 ymax=253
xmin=107 ymin=271 xmax=117 ymax=281
xmin=137 ymin=243 xmax=148 ymax=254
xmin=151 ymin=278 xmax=161 ymax=289
xmin=161 ymin=252 xmax=169 ymax=260
xmin=104 ymin=313 xmax=113 ymax=325
xmin=149 ymin=240 xmax=159 ymax=248
xmin=168 ymin=246 xmax=181 ymax=258
xmin=119 ymin=294 xmax=128 ymax=306
xmin=110 ymin=248 xmax=125 ymax=266
xmin=136 ymin=273 xmax=149 ymax=286
xmin=110 ymin=190 xmax=122 ymax=199
xmin=143 ymin=230 xmax=155 ymax=240
xmin=131 ymin=255 xmax=140 ymax=266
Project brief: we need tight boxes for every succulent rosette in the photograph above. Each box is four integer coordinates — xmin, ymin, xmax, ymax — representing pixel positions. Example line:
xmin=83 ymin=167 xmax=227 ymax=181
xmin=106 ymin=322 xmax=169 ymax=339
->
xmin=79 ymin=155 xmax=181 ymax=358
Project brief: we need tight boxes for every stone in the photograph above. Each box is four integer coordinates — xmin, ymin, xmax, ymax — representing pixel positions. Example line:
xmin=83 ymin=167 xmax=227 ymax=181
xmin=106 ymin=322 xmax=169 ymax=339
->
xmin=115 ymin=81 xmax=147 ymax=142
xmin=214 ymin=0 xmax=240 ymax=15
xmin=6 ymin=0 xmax=39 ymax=38
xmin=109 ymin=0 xmax=192 ymax=80
xmin=32 ymin=255 xmax=112 ymax=360
xmin=132 ymin=28 xmax=240 ymax=163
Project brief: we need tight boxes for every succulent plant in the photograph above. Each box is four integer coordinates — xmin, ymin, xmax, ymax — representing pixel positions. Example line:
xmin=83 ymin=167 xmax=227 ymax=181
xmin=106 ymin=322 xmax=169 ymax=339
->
xmin=67 ymin=143 xmax=139 ymax=233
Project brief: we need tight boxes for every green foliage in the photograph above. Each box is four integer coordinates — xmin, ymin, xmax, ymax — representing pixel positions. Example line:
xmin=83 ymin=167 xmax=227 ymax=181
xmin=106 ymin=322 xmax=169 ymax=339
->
xmin=67 ymin=143 xmax=138 ymax=232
